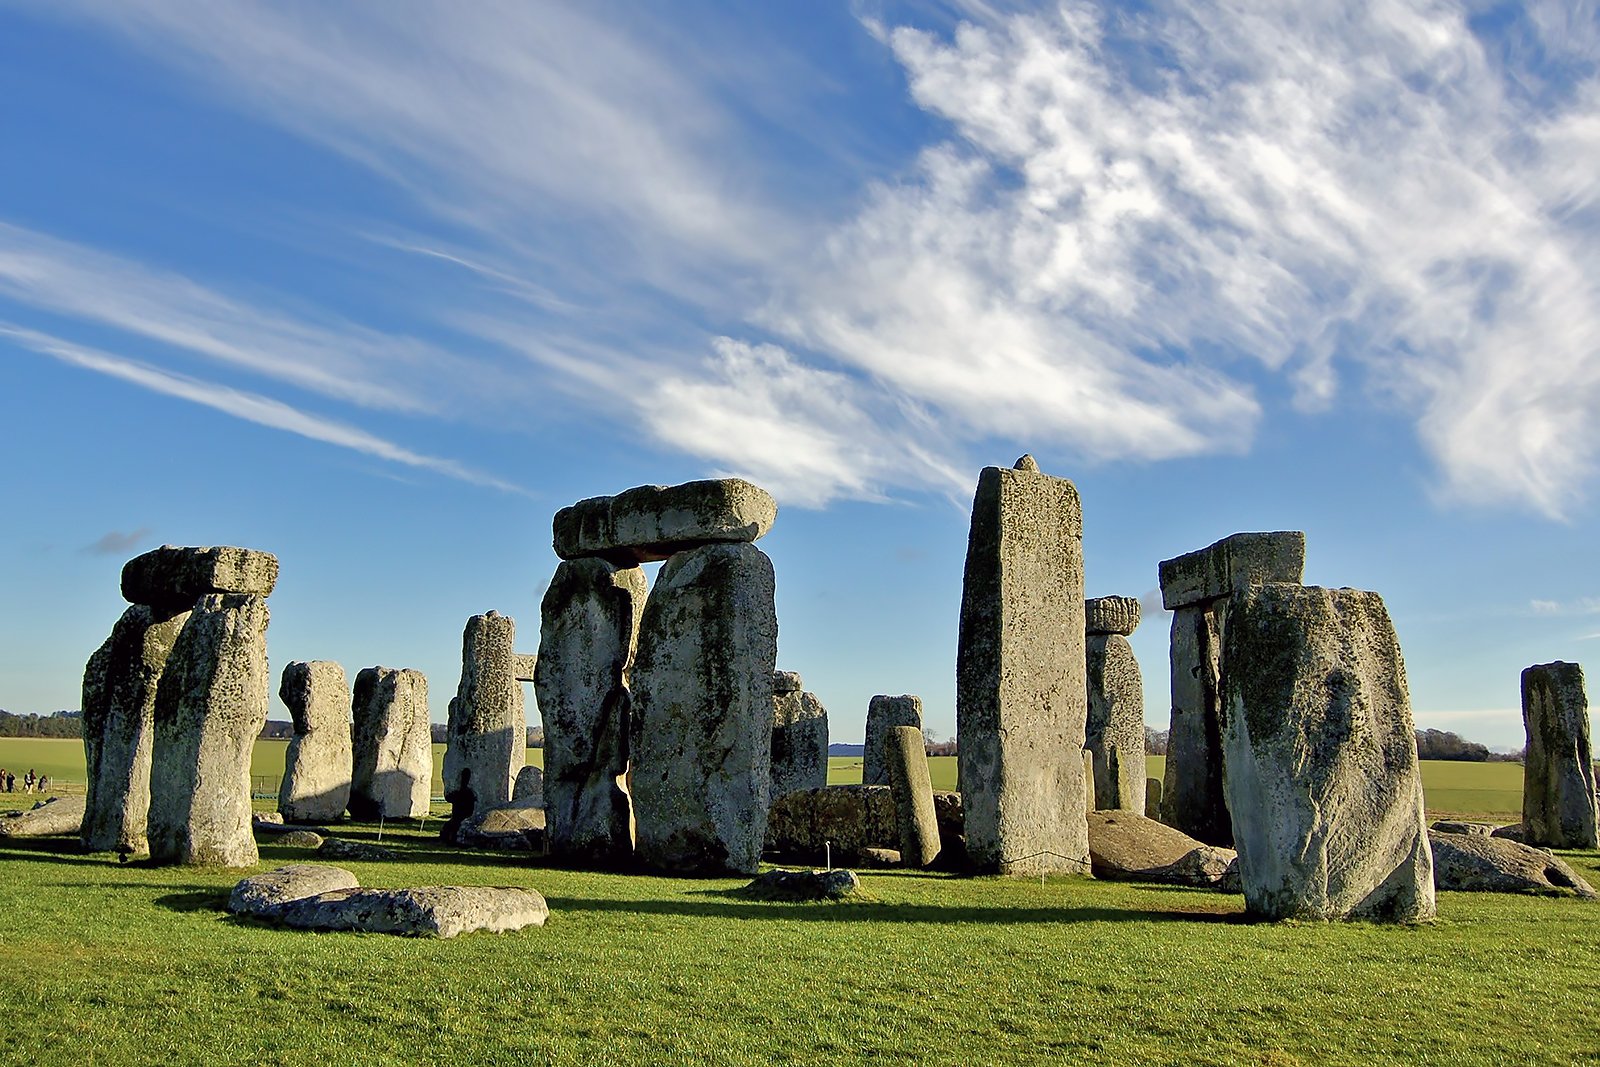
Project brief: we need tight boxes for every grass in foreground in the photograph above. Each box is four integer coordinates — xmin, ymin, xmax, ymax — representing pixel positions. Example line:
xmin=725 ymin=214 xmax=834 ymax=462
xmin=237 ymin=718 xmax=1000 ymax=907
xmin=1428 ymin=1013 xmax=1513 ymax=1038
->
xmin=2 ymin=824 xmax=1597 ymax=1067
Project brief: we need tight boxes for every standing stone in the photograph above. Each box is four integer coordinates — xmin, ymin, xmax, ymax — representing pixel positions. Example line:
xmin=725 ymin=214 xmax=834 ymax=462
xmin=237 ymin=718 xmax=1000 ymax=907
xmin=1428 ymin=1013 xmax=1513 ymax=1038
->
xmin=1085 ymin=602 xmax=1146 ymax=814
xmin=957 ymin=456 xmax=1089 ymax=876
xmin=771 ymin=671 xmax=829 ymax=797
xmin=864 ymin=695 xmax=923 ymax=787
xmin=1145 ymin=778 xmax=1163 ymax=820
xmin=1521 ymin=661 xmax=1598 ymax=849
xmin=885 ymin=725 xmax=941 ymax=868
xmin=349 ymin=667 xmax=432 ymax=820
xmin=147 ymin=594 xmax=270 ymax=867
xmin=1221 ymin=584 xmax=1434 ymax=922
xmin=512 ymin=765 xmax=544 ymax=806
xmin=277 ymin=661 xmax=353 ymax=824
xmin=81 ymin=604 xmax=191 ymax=854
xmin=443 ymin=612 xmax=526 ymax=825
xmin=631 ymin=542 xmax=777 ymax=875
xmin=1158 ymin=531 xmax=1305 ymax=846
xmin=535 ymin=558 xmax=648 ymax=864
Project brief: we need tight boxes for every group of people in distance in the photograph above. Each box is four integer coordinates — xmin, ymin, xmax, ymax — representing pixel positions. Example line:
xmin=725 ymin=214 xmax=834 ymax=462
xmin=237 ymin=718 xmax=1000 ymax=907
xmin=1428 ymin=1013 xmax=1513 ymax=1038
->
xmin=0 ymin=768 xmax=45 ymax=793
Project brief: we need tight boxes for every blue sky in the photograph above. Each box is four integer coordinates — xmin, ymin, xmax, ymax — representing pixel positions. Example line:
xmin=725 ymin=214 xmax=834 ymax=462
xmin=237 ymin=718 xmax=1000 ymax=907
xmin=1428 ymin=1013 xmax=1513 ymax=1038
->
xmin=2 ymin=1 xmax=1598 ymax=750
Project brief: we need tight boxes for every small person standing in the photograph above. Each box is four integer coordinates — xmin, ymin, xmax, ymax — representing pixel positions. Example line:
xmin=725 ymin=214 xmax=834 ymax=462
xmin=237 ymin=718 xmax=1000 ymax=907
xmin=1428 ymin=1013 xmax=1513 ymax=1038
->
xmin=23 ymin=768 xmax=36 ymax=794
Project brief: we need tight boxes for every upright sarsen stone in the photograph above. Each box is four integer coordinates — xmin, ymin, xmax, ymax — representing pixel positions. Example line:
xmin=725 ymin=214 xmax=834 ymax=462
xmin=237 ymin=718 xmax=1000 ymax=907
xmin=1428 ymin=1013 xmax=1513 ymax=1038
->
xmin=771 ymin=680 xmax=829 ymax=798
xmin=147 ymin=594 xmax=270 ymax=867
xmin=1086 ymin=632 xmax=1145 ymax=813
xmin=1521 ymin=662 xmax=1597 ymax=849
xmin=886 ymin=725 xmax=941 ymax=868
xmin=350 ymin=667 xmax=432 ymax=820
xmin=1221 ymin=584 xmax=1434 ymax=922
xmin=957 ymin=456 xmax=1089 ymax=876
xmin=631 ymin=542 xmax=777 ymax=875
xmin=277 ymin=661 xmax=353 ymax=824
xmin=443 ymin=613 xmax=526 ymax=824
xmin=863 ymin=695 xmax=922 ymax=787
xmin=535 ymin=559 xmax=648 ymax=863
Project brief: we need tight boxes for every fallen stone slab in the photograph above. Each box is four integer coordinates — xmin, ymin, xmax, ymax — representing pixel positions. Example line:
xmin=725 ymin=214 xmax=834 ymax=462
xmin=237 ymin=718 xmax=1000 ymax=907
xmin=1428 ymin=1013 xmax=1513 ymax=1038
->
xmin=276 ymin=830 xmax=326 ymax=849
xmin=1086 ymin=810 xmax=1237 ymax=889
xmin=268 ymin=885 xmax=549 ymax=938
xmin=228 ymin=864 xmax=359 ymax=917
xmin=1430 ymin=820 xmax=1495 ymax=837
xmin=553 ymin=478 xmax=777 ymax=564
xmin=317 ymin=838 xmax=398 ymax=862
xmin=455 ymin=803 xmax=546 ymax=851
xmin=856 ymin=848 xmax=902 ymax=869
xmin=741 ymin=869 xmax=861 ymax=901
xmin=122 ymin=545 xmax=279 ymax=613
xmin=1491 ymin=823 xmax=1527 ymax=843
xmin=0 ymin=795 xmax=86 ymax=838
xmin=1429 ymin=832 xmax=1595 ymax=898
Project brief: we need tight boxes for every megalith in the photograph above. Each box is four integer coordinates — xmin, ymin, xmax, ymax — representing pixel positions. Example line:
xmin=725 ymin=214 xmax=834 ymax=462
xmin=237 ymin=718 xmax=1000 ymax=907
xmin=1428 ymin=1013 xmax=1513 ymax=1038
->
xmin=535 ymin=557 xmax=648 ymax=864
xmin=277 ymin=661 xmax=353 ymax=824
xmin=1085 ymin=595 xmax=1145 ymax=814
xmin=553 ymin=478 xmax=776 ymax=565
xmin=863 ymin=695 xmax=921 ymax=787
xmin=956 ymin=455 xmax=1089 ymax=876
xmin=885 ymin=725 xmax=941 ymax=868
xmin=443 ymin=612 xmax=526 ymax=826
xmin=1221 ymin=583 xmax=1434 ymax=922
xmin=349 ymin=667 xmax=432 ymax=820
xmin=1520 ymin=661 xmax=1597 ymax=849
xmin=631 ymin=542 xmax=778 ymax=875
xmin=771 ymin=670 xmax=829 ymax=797
xmin=147 ymin=593 xmax=271 ymax=867
xmin=1158 ymin=531 xmax=1305 ymax=847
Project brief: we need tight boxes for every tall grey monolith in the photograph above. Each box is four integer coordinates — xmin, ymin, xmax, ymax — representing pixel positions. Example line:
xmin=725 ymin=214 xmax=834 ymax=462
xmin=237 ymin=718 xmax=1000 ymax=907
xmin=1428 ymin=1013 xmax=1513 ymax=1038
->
xmin=771 ymin=670 xmax=829 ymax=797
xmin=349 ymin=667 xmax=432 ymax=820
xmin=886 ymin=725 xmax=941 ymax=868
xmin=147 ymin=593 xmax=270 ymax=867
xmin=1521 ymin=661 xmax=1597 ymax=849
xmin=277 ymin=661 xmax=352 ymax=823
xmin=81 ymin=604 xmax=191 ymax=854
xmin=956 ymin=455 xmax=1089 ymax=876
xmin=1158 ymin=531 xmax=1305 ymax=846
xmin=1222 ymin=583 xmax=1434 ymax=922
xmin=1085 ymin=595 xmax=1145 ymax=813
xmin=443 ymin=612 xmax=526 ymax=824
xmin=535 ymin=557 xmax=648 ymax=863
xmin=864 ymin=695 xmax=922 ymax=787
xmin=631 ymin=542 xmax=777 ymax=875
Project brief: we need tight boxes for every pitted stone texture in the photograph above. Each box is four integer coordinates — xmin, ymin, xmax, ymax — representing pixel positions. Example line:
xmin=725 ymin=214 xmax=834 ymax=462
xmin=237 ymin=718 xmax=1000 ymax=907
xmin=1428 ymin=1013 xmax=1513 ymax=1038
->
xmin=1429 ymin=831 xmax=1596 ymax=898
xmin=1520 ymin=661 xmax=1597 ymax=849
xmin=444 ymin=613 xmax=526 ymax=823
xmin=264 ymin=885 xmax=549 ymax=938
xmin=349 ymin=667 xmax=432 ymax=820
xmin=553 ymin=478 xmax=777 ymax=565
xmin=743 ymin=869 xmax=860 ymax=900
xmin=228 ymin=864 xmax=359 ymax=916
xmin=631 ymin=543 xmax=777 ymax=875
xmin=1157 ymin=531 xmax=1306 ymax=611
xmin=771 ymin=690 xmax=829 ymax=798
xmin=536 ymin=558 xmax=647 ymax=864
xmin=0 ymin=795 xmax=86 ymax=838
xmin=1086 ymin=633 xmax=1146 ymax=813
xmin=277 ymin=661 xmax=352 ymax=824
xmin=957 ymin=462 xmax=1088 ymax=876
xmin=121 ymin=545 xmax=279 ymax=613
xmin=317 ymin=838 xmax=398 ymax=862
xmin=886 ymin=726 xmax=940 ymax=868
xmin=512 ymin=765 xmax=544 ymax=806
xmin=1145 ymin=779 xmax=1162 ymax=821
xmin=82 ymin=604 xmax=189 ymax=854
xmin=457 ymin=802 xmax=546 ymax=851
xmin=1222 ymin=584 xmax=1434 ymax=922
xmin=863 ymin=695 xmax=922 ymax=787
xmin=512 ymin=654 xmax=538 ymax=683
xmin=148 ymin=594 xmax=270 ymax=868
xmin=1430 ymin=820 xmax=1495 ymax=837
xmin=764 ymin=785 xmax=898 ymax=861
xmin=1085 ymin=596 xmax=1141 ymax=636
xmin=1087 ymin=811 xmax=1238 ymax=889
xmin=773 ymin=670 xmax=804 ymax=695
xmin=1160 ymin=605 xmax=1232 ymax=846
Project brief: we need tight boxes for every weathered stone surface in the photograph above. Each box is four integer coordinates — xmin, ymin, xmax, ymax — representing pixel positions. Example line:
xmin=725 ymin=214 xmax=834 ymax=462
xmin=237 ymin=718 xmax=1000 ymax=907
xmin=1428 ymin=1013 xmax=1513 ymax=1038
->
xmin=863 ymin=695 xmax=922 ymax=787
xmin=1085 ymin=596 xmax=1141 ymax=636
xmin=121 ymin=545 xmax=279 ymax=612
xmin=885 ymin=726 xmax=940 ymax=868
xmin=228 ymin=864 xmax=360 ymax=916
xmin=253 ymin=812 xmax=285 ymax=825
xmin=276 ymin=830 xmax=326 ymax=849
xmin=1086 ymin=810 xmax=1236 ymax=888
xmin=631 ymin=542 xmax=777 ymax=874
xmin=771 ymin=690 xmax=829 ymax=798
xmin=553 ymin=479 xmax=777 ymax=564
xmin=957 ymin=460 xmax=1088 ymax=876
xmin=317 ymin=838 xmax=398 ymax=862
xmin=1490 ymin=823 xmax=1526 ymax=842
xmin=1429 ymin=831 xmax=1595 ymax=898
xmin=81 ymin=604 xmax=190 ymax=854
xmin=0 ymin=795 xmax=86 ymax=838
xmin=1520 ymin=661 xmax=1597 ymax=849
xmin=1222 ymin=584 xmax=1434 ymax=922
xmin=1157 ymin=532 xmax=1306 ymax=611
xmin=742 ymin=868 xmax=860 ymax=900
xmin=1430 ymin=819 xmax=1495 ymax=837
xmin=930 ymin=790 xmax=967 ymax=870
xmin=148 ymin=594 xmax=269 ymax=868
xmin=277 ymin=661 xmax=352 ymax=824
xmin=512 ymin=654 xmax=537 ymax=683
xmin=764 ymin=785 xmax=897 ymax=862
xmin=1160 ymin=604 xmax=1232 ymax=846
xmin=456 ymin=801 xmax=546 ymax=851
xmin=773 ymin=670 xmax=803 ymax=695
xmin=535 ymin=558 xmax=647 ymax=863
xmin=443 ymin=613 xmax=526 ymax=826
xmin=266 ymin=885 xmax=549 ymax=937
xmin=1145 ymin=778 xmax=1162 ymax=821
xmin=512 ymin=765 xmax=544 ymax=806
xmin=349 ymin=667 xmax=431 ymax=820
xmin=1086 ymin=633 xmax=1146 ymax=814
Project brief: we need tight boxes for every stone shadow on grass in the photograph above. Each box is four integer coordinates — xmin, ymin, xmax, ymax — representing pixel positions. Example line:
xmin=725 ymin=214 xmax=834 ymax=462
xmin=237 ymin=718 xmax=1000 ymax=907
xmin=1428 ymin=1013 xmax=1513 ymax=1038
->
xmin=542 ymin=892 xmax=1247 ymax=925
xmin=0 ymin=837 xmax=106 ymax=866
xmin=151 ymin=887 xmax=232 ymax=913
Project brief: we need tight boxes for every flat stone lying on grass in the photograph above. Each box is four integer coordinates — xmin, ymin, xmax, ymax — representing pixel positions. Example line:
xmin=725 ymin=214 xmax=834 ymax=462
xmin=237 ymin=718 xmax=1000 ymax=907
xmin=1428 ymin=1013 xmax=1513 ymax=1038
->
xmin=233 ymin=872 xmax=549 ymax=937
xmin=1490 ymin=824 xmax=1526 ymax=843
xmin=317 ymin=838 xmax=398 ymax=862
xmin=275 ymin=830 xmax=325 ymax=848
xmin=121 ymin=545 xmax=279 ymax=614
xmin=0 ymin=795 xmax=86 ymax=838
xmin=856 ymin=848 xmax=901 ymax=868
xmin=553 ymin=478 xmax=777 ymax=564
xmin=741 ymin=869 xmax=860 ymax=901
xmin=228 ymin=864 xmax=359 ymax=916
xmin=254 ymin=812 xmax=284 ymax=826
xmin=1428 ymin=832 xmax=1596 ymax=899
xmin=1430 ymin=820 xmax=1496 ymax=837
xmin=1086 ymin=810 xmax=1237 ymax=889
xmin=456 ymin=803 xmax=546 ymax=851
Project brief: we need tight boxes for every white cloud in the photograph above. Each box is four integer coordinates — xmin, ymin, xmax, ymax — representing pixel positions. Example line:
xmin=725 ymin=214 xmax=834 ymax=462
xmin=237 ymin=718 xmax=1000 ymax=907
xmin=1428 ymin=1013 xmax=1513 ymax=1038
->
xmin=1527 ymin=595 xmax=1600 ymax=616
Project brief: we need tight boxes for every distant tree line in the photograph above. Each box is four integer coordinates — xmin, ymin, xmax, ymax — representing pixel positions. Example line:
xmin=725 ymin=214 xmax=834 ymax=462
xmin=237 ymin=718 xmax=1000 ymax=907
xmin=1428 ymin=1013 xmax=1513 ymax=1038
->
xmin=0 ymin=710 xmax=83 ymax=738
xmin=1413 ymin=729 xmax=1490 ymax=762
